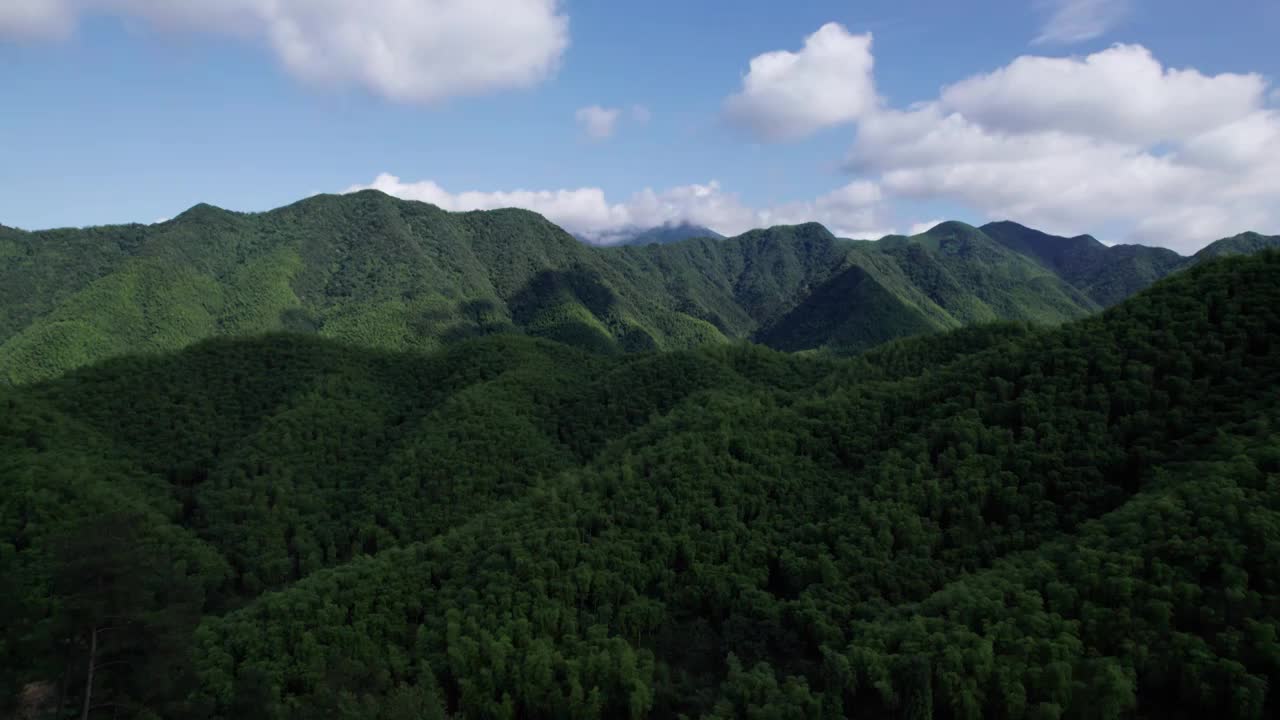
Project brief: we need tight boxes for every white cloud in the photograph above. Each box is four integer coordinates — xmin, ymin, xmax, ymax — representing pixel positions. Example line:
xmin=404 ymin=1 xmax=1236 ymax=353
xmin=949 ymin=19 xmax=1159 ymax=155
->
xmin=151 ymin=216 xmax=170 ymax=224
xmin=1034 ymin=0 xmax=1130 ymax=45
xmin=575 ymin=105 xmax=621 ymax=141
xmin=0 ymin=0 xmax=569 ymax=102
xmin=345 ymin=173 xmax=891 ymax=243
xmin=759 ymin=181 xmax=890 ymax=238
xmin=724 ymin=23 xmax=878 ymax=141
xmin=939 ymin=44 xmax=1267 ymax=145
xmin=574 ymin=104 xmax=651 ymax=141
xmin=838 ymin=41 xmax=1280 ymax=252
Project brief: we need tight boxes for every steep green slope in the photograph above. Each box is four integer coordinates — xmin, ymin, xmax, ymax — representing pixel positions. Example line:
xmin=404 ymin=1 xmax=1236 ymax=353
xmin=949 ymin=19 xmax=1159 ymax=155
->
xmin=869 ymin=221 xmax=1099 ymax=323
xmin=2 ymin=207 xmax=888 ymax=383
xmin=3 ymin=252 xmax=1277 ymax=719
xmin=604 ymin=222 xmax=854 ymax=337
xmin=752 ymin=263 xmax=940 ymax=353
xmin=0 ymin=192 xmax=736 ymax=384
xmin=980 ymin=220 xmax=1188 ymax=307
xmin=546 ymin=219 xmax=1104 ymax=358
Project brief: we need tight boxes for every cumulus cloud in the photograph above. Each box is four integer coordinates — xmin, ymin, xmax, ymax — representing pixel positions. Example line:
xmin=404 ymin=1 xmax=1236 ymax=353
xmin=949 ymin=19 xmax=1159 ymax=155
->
xmin=575 ymin=106 xmax=622 ymax=141
xmin=841 ymin=42 xmax=1280 ymax=252
xmin=0 ymin=0 xmax=569 ymax=102
xmin=345 ymin=173 xmax=891 ymax=243
xmin=939 ymin=44 xmax=1267 ymax=145
xmin=724 ymin=23 xmax=878 ymax=141
xmin=1034 ymin=0 xmax=1130 ymax=45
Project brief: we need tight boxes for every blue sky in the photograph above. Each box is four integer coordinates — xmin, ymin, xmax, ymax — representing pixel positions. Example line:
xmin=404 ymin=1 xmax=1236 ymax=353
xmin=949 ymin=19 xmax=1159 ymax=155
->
xmin=1 ymin=0 xmax=1277 ymax=251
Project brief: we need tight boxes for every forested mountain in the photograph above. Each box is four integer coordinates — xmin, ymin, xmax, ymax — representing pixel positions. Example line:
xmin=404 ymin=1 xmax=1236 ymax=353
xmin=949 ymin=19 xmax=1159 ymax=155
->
xmin=978 ymin=221 xmax=1189 ymax=307
xmin=1 ymin=191 xmax=1275 ymax=384
xmin=3 ymin=252 xmax=1278 ymax=719
xmin=1194 ymin=231 xmax=1280 ymax=260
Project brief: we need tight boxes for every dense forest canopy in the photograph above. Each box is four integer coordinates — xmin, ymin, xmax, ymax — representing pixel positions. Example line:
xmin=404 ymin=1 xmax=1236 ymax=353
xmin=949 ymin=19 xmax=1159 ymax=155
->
xmin=2 ymin=251 xmax=1278 ymax=718
xmin=3 ymin=190 xmax=1277 ymax=384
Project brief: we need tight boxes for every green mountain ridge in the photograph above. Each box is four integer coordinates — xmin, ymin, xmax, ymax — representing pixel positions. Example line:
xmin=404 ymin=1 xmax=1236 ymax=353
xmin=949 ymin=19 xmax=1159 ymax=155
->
xmin=2 ymin=190 xmax=1277 ymax=384
xmin=3 ymin=251 xmax=1277 ymax=718
xmin=1194 ymin=231 xmax=1280 ymax=259
xmin=979 ymin=221 xmax=1191 ymax=306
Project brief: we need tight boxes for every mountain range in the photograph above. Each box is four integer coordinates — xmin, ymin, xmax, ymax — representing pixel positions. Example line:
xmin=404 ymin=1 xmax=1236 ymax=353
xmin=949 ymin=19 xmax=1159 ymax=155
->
xmin=1 ymin=189 xmax=1277 ymax=384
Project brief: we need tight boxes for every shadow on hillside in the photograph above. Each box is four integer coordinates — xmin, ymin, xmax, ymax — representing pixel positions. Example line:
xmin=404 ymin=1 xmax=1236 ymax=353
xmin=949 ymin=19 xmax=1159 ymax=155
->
xmin=422 ymin=299 xmax=517 ymax=344
xmin=508 ymin=268 xmax=622 ymax=354
xmin=281 ymin=308 xmax=320 ymax=333
xmin=754 ymin=264 xmax=935 ymax=354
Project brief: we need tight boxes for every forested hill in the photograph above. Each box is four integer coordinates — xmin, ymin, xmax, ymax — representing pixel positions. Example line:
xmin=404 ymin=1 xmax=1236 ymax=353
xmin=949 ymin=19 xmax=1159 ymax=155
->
xmin=3 ymin=190 xmax=1278 ymax=384
xmin=977 ymin=221 xmax=1188 ymax=307
xmin=3 ymin=251 xmax=1278 ymax=718
xmin=1194 ymin=231 xmax=1280 ymax=259
xmin=978 ymin=221 xmax=1280 ymax=306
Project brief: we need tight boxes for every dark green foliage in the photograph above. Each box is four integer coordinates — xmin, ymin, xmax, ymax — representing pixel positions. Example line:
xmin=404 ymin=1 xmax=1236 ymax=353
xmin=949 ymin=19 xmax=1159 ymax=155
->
xmin=3 ymin=252 xmax=1278 ymax=718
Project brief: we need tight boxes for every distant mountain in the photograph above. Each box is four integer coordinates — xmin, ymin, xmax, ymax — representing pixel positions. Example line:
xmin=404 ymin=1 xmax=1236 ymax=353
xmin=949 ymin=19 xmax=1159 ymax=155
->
xmin=757 ymin=220 xmax=1100 ymax=354
xmin=610 ymin=222 xmax=724 ymax=246
xmin=2 ymin=190 xmax=1275 ymax=383
xmin=979 ymin=220 xmax=1187 ymax=307
xmin=1194 ymin=231 xmax=1280 ymax=260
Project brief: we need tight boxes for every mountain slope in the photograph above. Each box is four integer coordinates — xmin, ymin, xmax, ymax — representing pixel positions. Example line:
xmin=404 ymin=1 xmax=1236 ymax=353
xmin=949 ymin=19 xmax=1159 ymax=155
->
xmin=2 ymin=191 xmax=1274 ymax=384
xmin=870 ymin=221 xmax=1100 ymax=323
xmin=3 ymin=252 xmax=1277 ymax=718
xmin=0 ymin=199 xmax=1015 ymax=383
xmin=980 ymin=220 xmax=1187 ymax=306
xmin=1194 ymin=231 xmax=1280 ymax=259
xmin=0 ymin=192 xmax=739 ymax=383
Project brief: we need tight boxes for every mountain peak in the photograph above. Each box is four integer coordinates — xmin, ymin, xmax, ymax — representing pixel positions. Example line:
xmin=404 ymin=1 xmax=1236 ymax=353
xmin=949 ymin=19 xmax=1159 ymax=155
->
xmin=779 ymin=221 xmax=836 ymax=238
xmin=921 ymin=220 xmax=980 ymax=236
xmin=172 ymin=202 xmax=240 ymax=224
xmin=1194 ymin=231 xmax=1280 ymax=260
xmin=980 ymin=220 xmax=1107 ymax=251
